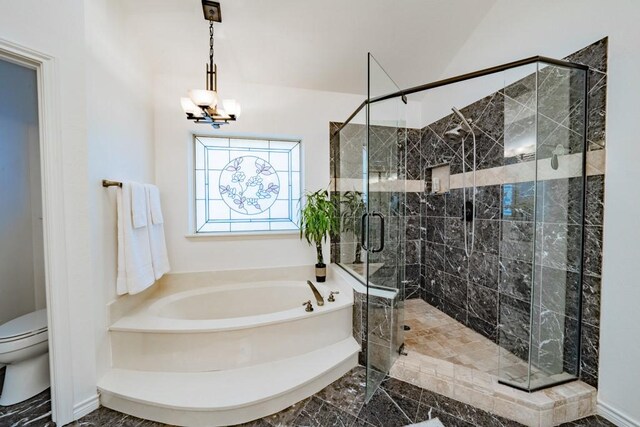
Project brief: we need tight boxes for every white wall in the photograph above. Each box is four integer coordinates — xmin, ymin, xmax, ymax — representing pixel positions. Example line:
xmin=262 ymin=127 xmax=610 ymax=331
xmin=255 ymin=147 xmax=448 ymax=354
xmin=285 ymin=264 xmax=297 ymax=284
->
xmin=84 ymin=0 xmax=156 ymax=383
xmin=0 ymin=59 xmax=43 ymax=325
xmin=0 ymin=0 xmax=97 ymax=416
xmin=437 ymin=1 xmax=640 ymax=424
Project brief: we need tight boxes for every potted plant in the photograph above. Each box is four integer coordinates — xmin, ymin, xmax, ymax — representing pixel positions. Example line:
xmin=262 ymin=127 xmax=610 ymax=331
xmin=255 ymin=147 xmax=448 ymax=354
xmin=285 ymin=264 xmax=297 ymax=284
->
xmin=340 ymin=191 xmax=365 ymax=264
xmin=299 ymin=189 xmax=339 ymax=282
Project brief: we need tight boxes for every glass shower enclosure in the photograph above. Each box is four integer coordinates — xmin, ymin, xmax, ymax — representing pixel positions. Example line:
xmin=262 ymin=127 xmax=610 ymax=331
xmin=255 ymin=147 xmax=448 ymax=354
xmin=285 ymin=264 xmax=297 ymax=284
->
xmin=332 ymin=54 xmax=588 ymax=398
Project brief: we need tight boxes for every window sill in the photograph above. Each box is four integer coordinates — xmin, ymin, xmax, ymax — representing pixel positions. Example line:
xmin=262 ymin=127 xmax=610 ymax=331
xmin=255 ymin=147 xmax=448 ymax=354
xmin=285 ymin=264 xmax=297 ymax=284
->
xmin=185 ymin=230 xmax=300 ymax=240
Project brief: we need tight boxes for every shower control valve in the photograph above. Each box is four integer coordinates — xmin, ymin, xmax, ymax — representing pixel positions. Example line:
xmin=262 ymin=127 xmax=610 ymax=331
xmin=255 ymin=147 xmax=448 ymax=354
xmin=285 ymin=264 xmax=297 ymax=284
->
xmin=328 ymin=291 xmax=340 ymax=302
xmin=302 ymin=300 xmax=314 ymax=312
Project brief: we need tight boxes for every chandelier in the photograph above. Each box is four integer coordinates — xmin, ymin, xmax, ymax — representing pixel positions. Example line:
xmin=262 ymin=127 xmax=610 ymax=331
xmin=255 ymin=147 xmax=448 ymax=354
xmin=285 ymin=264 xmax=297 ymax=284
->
xmin=180 ymin=1 xmax=241 ymax=129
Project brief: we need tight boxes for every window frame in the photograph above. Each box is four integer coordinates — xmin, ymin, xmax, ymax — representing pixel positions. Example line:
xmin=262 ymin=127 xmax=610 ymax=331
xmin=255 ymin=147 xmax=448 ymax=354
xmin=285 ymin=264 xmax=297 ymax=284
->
xmin=189 ymin=133 xmax=303 ymax=237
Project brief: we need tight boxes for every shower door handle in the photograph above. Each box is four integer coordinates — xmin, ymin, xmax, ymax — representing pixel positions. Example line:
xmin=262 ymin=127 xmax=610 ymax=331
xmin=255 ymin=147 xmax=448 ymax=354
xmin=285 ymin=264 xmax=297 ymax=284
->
xmin=361 ymin=213 xmax=368 ymax=251
xmin=370 ymin=212 xmax=385 ymax=253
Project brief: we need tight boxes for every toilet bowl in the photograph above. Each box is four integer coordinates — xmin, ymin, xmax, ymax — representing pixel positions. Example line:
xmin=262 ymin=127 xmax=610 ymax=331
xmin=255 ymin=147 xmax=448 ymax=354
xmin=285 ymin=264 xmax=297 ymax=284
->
xmin=0 ymin=309 xmax=49 ymax=406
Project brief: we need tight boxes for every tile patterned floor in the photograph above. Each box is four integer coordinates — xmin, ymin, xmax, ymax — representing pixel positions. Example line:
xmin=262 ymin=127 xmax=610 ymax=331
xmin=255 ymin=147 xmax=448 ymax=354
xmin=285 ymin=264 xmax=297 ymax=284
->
xmin=403 ymin=299 xmax=573 ymax=388
xmin=0 ymin=365 xmax=616 ymax=427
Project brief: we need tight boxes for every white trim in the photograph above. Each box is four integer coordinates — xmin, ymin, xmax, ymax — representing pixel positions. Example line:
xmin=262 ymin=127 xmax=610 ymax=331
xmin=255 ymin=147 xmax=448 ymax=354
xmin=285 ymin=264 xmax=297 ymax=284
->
xmin=0 ymin=38 xmax=75 ymax=425
xmin=73 ymin=393 xmax=100 ymax=420
xmin=598 ymin=400 xmax=640 ymax=427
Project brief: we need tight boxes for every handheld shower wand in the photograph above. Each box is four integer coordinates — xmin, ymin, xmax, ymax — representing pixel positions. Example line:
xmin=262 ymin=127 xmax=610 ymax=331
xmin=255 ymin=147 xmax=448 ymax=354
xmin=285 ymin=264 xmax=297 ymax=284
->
xmin=451 ymin=107 xmax=477 ymax=258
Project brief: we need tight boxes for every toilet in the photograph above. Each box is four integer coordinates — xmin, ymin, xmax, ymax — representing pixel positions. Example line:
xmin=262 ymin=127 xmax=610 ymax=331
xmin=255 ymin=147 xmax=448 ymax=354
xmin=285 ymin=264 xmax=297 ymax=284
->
xmin=0 ymin=309 xmax=49 ymax=406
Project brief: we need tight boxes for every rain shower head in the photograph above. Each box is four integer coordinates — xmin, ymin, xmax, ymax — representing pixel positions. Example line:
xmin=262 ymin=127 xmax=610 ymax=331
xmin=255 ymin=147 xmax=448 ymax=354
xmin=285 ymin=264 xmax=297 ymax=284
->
xmin=444 ymin=107 xmax=474 ymax=143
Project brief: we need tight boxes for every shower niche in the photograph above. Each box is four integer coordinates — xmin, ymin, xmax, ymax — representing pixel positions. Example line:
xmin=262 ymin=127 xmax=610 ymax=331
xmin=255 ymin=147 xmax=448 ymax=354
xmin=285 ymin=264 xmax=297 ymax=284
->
xmin=332 ymin=52 xmax=590 ymax=399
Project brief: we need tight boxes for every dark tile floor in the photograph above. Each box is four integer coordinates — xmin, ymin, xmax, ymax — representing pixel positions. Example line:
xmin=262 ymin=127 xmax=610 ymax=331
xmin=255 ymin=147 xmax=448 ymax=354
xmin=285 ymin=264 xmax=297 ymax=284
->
xmin=0 ymin=366 xmax=617 ymax=426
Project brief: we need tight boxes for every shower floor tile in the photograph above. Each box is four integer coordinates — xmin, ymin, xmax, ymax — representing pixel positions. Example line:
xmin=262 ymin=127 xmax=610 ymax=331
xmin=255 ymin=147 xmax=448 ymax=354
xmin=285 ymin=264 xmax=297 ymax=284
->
xmin=392 ymin=299 xmax=597 ymax=427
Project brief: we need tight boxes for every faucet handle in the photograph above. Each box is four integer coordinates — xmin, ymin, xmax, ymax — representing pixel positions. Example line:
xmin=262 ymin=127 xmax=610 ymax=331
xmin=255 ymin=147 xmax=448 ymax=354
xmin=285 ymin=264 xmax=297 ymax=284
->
xmin=302 ymin=300 xmax=314 ymax=312
xmin=328 ymin=291 xmax=340 ymax=302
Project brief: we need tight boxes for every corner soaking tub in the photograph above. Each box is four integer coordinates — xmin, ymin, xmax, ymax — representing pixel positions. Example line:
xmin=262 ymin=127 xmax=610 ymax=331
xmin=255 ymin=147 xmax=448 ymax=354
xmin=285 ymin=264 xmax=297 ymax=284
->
xmin=109 ymin=278 xmax=353 ymax=372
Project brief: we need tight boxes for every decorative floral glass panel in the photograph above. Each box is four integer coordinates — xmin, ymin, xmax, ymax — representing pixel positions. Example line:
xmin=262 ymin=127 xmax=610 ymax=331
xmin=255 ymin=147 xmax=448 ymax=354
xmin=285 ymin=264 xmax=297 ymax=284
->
xmin=194 ymin=136 xmax=301 ymax=233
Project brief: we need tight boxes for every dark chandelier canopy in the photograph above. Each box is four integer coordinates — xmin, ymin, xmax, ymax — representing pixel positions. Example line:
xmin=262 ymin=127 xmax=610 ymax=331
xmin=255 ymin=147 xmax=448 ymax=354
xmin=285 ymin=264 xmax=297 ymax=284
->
xmin=181 ymin=1 xmax=241 ymax=129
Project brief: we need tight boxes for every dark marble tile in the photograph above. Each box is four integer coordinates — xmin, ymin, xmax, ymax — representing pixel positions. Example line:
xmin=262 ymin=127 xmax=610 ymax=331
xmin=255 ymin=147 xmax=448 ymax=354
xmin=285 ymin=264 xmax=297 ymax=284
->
xmin=416 ymin=407 xmax=475 ymax=427
xmin=406 ymin=215 xmax=421 ymax=241
xmin=420 ymin=126 xmax=457 ymax=171
xmin=468 ymin=250 xmax=499 ymax=290
xmin=530 ymin=309 xmax=578 ymax=375
xmin=478 ymin=140 xmax=505 ymax=170
xmin=559 ymin=415 xmax=616 ymax=427
xmin=540 ymin=223 xmax=582 ymax=273
xmin=500 ymin=220 xmax=534 ymax=262
xmin=378 ymin=377 xmax=422 ymax=404
xmin=472 ymin=92 xmax=505 ymax=144
xmin=0 ymin=389 xmax=53 ymax=427
xmin=502 ymin=182 xmax=535 ymax=221
xmin=499 ymin=257 xmax=532 ymax=302
xmin=293 ymin=396 xmax=357 ymax=427
xmin=424 ymin=217 xmax=445 ymax=244
xmin=580 ymin=323 xmax=600 ymax=388
xmin=405 ymin=143 xmax=421 ymax=181
xmin=499 ymin=294 xmax=531 ymax=343
xmin=581 ymin=274 xmax=601 ymax=327
xmin=423 ymin=267 xmax=445 ymax=297
xmin=541 ymin=178 xmax=583 ymax=224
xmin=442 ymin=273 xmax=468 ymax=310
xmin=538 ymin=267 xmax=580 ymax=321
xmin=468 ymin=284 xmax=498 ymax=325
xmin=315 ymin=367 xmax=366 ymax=417
xmin=583 ymin=226 xmax=603 ymax=277
xmin=424 ymin=193 xmax=445 ymax=217
xmin=356 ymin=386 xmax=419 ymax=427
xmin=417 ymin=388 xmax=522 ymax=427
xmin=585 ymin=175 xmax=604 ymax=226
xmin=565 ymin=37 xmax=608 ymax=74
xmin=473 ymin=219 xmax=500 ymax=255
xmin=586 ymin=76 xmax=607 ymax=149
xmin=467 ymin=314 xmax=498 ymax=343
xmin=445 ymin=188 xmax=464 ymax=219
xmin=428 ymin=114 xmax=456 ymax=140
xmin=424 ymin=242 xmax=445 ymax=272
xmin=474 ymin=185 xmax=501 ymax=220
xmin=444 ymin=216 xmax=465 ymax=250
xmin=444 ymin=246 xmax=469 ymax=280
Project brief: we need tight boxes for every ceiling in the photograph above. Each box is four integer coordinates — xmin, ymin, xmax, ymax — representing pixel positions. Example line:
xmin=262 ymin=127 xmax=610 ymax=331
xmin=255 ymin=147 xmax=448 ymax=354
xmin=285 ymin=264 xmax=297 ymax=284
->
xmin=121 ymin=0 xmax=497 ymax=95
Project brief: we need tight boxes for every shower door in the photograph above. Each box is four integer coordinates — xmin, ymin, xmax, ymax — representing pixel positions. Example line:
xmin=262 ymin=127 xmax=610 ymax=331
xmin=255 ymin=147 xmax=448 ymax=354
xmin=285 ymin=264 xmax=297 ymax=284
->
xmin=365 ymin=53 xmax=407 ymax=401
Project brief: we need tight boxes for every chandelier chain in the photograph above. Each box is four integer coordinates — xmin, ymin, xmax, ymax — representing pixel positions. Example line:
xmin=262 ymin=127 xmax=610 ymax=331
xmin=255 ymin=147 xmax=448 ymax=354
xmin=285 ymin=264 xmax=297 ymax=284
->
xmin=209 ymin=19 xmax=214 ymax=65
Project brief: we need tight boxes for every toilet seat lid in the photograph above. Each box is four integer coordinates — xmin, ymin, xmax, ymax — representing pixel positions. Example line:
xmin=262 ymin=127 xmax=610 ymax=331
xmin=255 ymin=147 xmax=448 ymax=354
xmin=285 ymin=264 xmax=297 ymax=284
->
xmin=0 ymin=309 xmax=47 ymax=341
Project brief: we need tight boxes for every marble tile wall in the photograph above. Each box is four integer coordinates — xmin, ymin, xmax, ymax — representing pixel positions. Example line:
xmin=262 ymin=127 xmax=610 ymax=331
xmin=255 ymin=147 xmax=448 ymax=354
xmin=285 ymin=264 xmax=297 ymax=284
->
xmin=418 ymin=38 xmax=607 ymax=389
xmin=330 ymin=38 xmax=607 ymax=390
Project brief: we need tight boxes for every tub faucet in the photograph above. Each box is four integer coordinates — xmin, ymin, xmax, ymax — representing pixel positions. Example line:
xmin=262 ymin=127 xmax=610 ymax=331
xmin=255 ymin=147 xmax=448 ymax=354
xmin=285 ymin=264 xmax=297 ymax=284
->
xmin=306 ymin=280 xmax=325 ymax=306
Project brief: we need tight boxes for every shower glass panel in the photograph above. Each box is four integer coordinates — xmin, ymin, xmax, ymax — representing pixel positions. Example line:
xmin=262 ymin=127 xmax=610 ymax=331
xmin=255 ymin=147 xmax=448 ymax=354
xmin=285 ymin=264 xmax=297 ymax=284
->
xmin=498 ymin=62 xmax=587 ymax=391
xmin=365 ymin=53 xmax=407 ymax=401
xmin=334 ymin=54 xmax=588 ymax=396
xmin=335 ymin=107 xmax=368 ymax=282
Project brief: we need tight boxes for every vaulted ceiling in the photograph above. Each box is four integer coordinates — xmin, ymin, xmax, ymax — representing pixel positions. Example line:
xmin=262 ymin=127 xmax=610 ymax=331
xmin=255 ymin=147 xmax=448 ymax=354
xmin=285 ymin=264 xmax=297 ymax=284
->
xmin=121 ymin=0 xmax=497 ymax=95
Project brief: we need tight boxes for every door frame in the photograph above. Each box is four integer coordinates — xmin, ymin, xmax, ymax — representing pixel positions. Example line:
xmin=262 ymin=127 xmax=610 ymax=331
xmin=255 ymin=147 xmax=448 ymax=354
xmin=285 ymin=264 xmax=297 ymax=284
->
xmin=0 ymin=38 xmax=75 ymax=424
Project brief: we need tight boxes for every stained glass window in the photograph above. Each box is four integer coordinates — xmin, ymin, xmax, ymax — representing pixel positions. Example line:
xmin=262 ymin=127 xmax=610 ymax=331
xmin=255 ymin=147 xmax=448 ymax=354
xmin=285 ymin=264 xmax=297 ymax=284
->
xmin=193 ymin=136 xmax=301 ymax=233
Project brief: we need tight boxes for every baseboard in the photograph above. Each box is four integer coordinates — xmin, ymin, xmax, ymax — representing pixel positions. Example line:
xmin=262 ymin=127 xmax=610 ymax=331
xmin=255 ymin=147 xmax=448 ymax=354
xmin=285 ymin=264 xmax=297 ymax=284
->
xmin=73 ymin=393 xmax=100 ymax=420
xmin=598 ymin=400 xmax=640 ymax=427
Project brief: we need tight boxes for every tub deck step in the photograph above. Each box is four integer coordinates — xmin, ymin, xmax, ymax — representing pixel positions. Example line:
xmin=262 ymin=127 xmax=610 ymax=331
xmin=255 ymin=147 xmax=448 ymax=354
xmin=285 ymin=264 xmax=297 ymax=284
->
xmin=98 ymin=337 xmax=360 ymax=426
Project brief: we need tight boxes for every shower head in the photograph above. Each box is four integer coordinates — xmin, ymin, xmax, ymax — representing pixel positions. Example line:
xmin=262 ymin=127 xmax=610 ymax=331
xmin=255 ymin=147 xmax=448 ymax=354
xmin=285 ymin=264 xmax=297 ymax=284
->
xmin=451 ymin=107 xmax=473 ymax=132
xmin=444 ymin=107 xmax=474 ymax=143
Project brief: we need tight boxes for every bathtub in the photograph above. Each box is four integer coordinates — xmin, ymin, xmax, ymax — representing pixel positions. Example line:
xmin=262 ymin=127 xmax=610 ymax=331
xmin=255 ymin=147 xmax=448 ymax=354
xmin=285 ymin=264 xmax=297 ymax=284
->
xmin=109 ymin=275 xmax=353 ymax=372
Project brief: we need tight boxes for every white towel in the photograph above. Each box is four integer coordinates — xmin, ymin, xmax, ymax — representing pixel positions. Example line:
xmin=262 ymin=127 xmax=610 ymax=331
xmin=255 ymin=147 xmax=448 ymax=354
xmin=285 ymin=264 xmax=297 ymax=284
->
xmin=145 ymin=184 xmax=170 ymax=280
xmin=147 ymin=184 xmax=164 ymax=225
xmin=130 ymin=182 xmax=147 ymax=229
xmin=116 ymin=183 xmax=156 ymax=295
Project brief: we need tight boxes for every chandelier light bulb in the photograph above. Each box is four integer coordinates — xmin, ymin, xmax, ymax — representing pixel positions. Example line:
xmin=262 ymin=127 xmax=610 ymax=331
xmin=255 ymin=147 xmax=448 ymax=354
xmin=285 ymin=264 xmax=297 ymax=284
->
xmin=189 ymin=89 xmax=218 ymax=108
xmin=180 ymin=97 xmax=202 ymax=116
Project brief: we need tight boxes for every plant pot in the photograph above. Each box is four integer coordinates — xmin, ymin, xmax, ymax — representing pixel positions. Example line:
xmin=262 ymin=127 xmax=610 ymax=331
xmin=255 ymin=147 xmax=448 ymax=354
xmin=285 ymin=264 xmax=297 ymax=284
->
xmin=315 ymin=263 xmax=327 ymax=282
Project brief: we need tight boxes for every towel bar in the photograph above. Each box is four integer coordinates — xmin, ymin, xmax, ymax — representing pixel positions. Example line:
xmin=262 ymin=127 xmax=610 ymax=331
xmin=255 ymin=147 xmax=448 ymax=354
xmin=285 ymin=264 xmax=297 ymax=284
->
xmin=102 ymin=179 xmax=122 ymax=188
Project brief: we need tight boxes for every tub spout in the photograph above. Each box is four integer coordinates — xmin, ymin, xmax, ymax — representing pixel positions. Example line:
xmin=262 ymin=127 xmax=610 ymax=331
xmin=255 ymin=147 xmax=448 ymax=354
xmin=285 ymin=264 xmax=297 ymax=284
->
xmin=306 ymin=280 xmax=325 ymax=306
